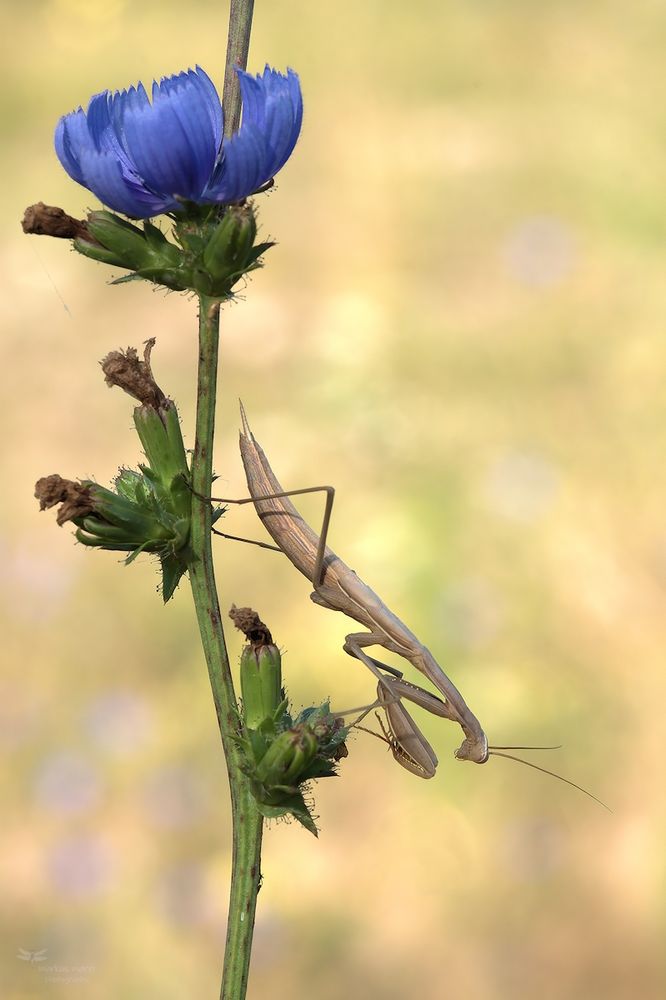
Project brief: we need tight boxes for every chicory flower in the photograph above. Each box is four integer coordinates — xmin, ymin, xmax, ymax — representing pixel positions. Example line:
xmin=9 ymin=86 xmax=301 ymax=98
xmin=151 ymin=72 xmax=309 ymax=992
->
xmin=55 ymin=65 xmax=302 ymax=219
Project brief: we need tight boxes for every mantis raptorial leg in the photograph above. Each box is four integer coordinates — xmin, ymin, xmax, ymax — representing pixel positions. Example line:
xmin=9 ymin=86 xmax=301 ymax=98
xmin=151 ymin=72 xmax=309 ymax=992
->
xmin=335 ymin=642 xmax=454 ymax=779
xmin=325 ymin=673 xmax=452 ymax=779
xmin=322 ymin=673 xmax=446 ymax=778
xmin=373 ymin=675 xmax=451 ymax=779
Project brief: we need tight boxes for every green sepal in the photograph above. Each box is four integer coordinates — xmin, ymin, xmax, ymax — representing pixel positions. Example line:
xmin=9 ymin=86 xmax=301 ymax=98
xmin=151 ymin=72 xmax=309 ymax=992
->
xmin=143 ymin=220 xmax=174 ymax=252
xmin=246 ymin=727 xmax=271 ymax=764
xmin=83 ymin=484 xmax=168 ymax=539
xmin=246 ymin=241 xmax=275 ymax=267
xmin=74 ymin=530 xmax=136 ymax=551
xmin=82 ymin=212 xmax=184 ymax=273
xmin=123 ymin=539 xmax=154 ymax=564
xmin=160 ymin=551 xmax=189 ymax=602
xmin=74 ymin=205 xmax=273 ymax=298
xmin=126 ymin=267 xmax=191 ymax=291
xmin=255 ymin=793 xmax=319 ymax=837
xmin=74 ymin=238 xmax=126 ymax=268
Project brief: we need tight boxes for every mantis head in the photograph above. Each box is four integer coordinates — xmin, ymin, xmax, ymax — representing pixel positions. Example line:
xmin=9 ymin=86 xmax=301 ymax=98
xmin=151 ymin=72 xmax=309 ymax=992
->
xmin=454 ymin=733 xmax=490 ymax=764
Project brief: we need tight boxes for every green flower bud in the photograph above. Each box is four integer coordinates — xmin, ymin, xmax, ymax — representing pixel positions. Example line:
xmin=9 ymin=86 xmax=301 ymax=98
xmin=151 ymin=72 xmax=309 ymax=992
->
xmin=240 ymin=642 xmax=283 ymax=730
xmin=202 ymin=205 xmax=256 ymax=275
xmin=134 ymin=402 xmax=188 ymax=494
xmin=254 ymin=726 xmax=318 ymax=787
xmin=188 ymin=204 xmax=273 ymax=298
xmin=101 ymin=341 xmax=191 ymax=522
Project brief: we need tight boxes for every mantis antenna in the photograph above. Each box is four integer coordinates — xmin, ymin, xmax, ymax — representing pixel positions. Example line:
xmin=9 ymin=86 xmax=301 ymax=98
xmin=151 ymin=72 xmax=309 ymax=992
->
xmin=489 ymin=744 xmax=562 ymax=751
xmin=488 ymin=750 xmax=611 ymax=811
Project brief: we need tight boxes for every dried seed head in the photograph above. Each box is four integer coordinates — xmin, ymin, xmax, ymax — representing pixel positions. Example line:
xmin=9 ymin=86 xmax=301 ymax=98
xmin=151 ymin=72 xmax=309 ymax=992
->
xmin=34 ymin=475 xmax=95 ymax=526
xmin=229 ymin=604 xmax=273 ymax=646
xmin=100 ymin=338 xmax=166 ymax=409
xmin=21 ymin=202 xmax=92 ymax=241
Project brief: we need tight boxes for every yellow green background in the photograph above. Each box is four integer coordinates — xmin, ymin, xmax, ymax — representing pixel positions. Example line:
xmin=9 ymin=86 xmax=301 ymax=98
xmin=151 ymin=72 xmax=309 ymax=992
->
xmin=3 ymin=1 xmax=665 ymax=997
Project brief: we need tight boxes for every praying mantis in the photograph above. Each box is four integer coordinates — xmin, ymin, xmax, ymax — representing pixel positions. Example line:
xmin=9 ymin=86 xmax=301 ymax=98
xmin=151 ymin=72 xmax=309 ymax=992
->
xmin=207 ymin=406 xmax=608 ymax=806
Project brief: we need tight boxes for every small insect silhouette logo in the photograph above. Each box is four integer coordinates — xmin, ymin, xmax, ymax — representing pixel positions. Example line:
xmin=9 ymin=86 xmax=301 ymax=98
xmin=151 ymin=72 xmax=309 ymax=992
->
xmin=16 ymin=948 xmax=48 ymax=963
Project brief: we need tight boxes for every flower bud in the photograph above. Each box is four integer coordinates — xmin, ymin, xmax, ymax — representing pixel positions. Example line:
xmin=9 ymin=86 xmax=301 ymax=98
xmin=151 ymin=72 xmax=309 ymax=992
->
xmin=254 ymin=726 xmax=318 ymax=787
xmin=101 ymin=341 xmax=191 ymax=521
xmin=203 ymin=205 xmax=255 ymax=274
xmin=133 ymin=401 xmax=189 ymax=503
xmin=240 ymin=641 xmax=283 ymax=730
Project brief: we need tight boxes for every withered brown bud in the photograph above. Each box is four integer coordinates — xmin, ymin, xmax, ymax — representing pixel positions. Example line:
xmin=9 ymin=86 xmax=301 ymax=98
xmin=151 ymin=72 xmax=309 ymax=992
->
xmin=35 ymin=475 xmax=95 ymax=526
xmin=229 ymin=604 xmax=274 ymax=647
xmin=333 ymin=740 xmax=349 ymax=761
xmin=22 ymin=202 xmax=93 ymax=241
xmin=100 ymin=338 xmax=166 ymax=409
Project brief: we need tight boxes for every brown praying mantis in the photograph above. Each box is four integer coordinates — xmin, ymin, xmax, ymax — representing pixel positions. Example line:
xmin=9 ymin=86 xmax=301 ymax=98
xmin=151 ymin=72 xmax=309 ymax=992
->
xmin=205 ymin=406 xmax=608 ymax=808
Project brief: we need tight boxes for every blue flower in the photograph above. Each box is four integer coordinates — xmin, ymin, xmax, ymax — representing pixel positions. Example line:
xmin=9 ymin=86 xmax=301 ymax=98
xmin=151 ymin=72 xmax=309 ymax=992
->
xmin=55 ymin=66 xmax=303 ymax=219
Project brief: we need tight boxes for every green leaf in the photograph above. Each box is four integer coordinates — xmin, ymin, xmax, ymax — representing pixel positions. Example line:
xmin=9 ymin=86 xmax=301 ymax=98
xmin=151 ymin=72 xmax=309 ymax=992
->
xmin=255 ymin=792 xmax=318 ymax=837
xmin=160 ymin=552 xmax=187 ymax=602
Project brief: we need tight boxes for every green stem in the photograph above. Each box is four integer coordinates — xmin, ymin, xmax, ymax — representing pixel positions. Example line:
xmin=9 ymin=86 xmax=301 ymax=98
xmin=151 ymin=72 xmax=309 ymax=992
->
xmin=222 ymin=0 xmax=255 ymax=136
xmin=189 ymin=294 xmax=263 ymax=1000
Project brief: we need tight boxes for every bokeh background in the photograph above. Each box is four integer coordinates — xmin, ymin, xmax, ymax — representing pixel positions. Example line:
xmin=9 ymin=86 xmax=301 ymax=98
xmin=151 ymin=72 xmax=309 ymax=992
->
xmin=3 ymin=1 xmax=666 ymax=997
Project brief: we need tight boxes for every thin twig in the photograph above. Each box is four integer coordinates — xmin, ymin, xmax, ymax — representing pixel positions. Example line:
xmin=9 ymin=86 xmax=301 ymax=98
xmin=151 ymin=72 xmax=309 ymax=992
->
xmin=222 ymin=0 xmax=255 ymax=137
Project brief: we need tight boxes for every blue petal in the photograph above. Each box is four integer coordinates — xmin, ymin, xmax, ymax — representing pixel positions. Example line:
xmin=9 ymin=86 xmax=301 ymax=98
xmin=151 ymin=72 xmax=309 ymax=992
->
xmin=154 ymin=70 xmax=220 ymax=193
xmin=114 ymin=82 xmax=150 ymax=126
xmin=86 ymin=91 xmax=137 ymax=173
xmin=256 ymin=67 xmax=303 ymax=175
xmin=54 ymin=64 xmax=298 ymax=217
xmin=180 ymin=66 xmax=222 ymax=151
xmin=207 ymin=125 xmax=270 ymax=203
xmin=236 ymin=72 xmax=266 ymax=128
xmin=78 ymin=149 xmax=176 ymax=218
xmin=118 ymin=71 xmax=217 ymax=200
xmin=195 ymin=65 xmax=224 ymax=149
xmin=55 ymin=108 xmax=88 ymax=184
xmin=204 ymin=67 xmax=302 ymax=203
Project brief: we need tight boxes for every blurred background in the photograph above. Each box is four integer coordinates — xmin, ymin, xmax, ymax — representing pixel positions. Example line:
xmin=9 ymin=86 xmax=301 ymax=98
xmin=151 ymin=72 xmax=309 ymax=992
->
xmin=2 ymin=1 xmax=665 ymax=997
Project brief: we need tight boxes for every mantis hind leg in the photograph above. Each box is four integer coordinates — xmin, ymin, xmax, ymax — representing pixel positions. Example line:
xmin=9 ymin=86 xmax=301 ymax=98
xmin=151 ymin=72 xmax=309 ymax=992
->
xmin=211 ymin=528 xmax=282 ymax=552
xmin=188 ymin=478 xmax=335 ymax=585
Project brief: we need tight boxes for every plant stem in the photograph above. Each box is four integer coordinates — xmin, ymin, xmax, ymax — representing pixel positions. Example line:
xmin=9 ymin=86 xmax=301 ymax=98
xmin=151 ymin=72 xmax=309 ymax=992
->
xmin=222 ymin=0 xmax=256 ymax=136
xmin=189 ymin=294 xmax=263 ymax=1000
